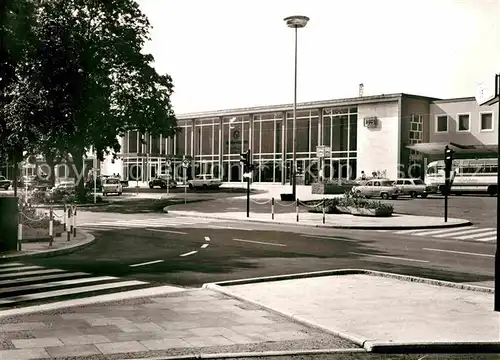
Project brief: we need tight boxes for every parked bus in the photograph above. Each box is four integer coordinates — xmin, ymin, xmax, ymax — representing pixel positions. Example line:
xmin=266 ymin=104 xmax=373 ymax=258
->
xmin=425 ymin=158 xmax=497 ymax=196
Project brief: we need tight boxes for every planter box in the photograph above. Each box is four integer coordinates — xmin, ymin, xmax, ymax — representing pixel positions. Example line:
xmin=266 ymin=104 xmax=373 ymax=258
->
xmin=349 ymin=207 xmax=393 ymax=217
xmin=336 ymin=206 xmax=352 ymax=214
xmin=280 ymin=193 xmax=295 ymax=202
xmin=312 ymin=183 xmax=354 ymax=195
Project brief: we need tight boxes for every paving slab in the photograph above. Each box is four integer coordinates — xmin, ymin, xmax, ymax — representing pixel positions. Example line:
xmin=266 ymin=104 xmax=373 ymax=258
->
xmin=0 ymin=289 xmax=356 ymax=359
xmin=207 ymin=272 xmax=500 ymax=350
xmin=168 ymin=209 xmax=471 ymax=230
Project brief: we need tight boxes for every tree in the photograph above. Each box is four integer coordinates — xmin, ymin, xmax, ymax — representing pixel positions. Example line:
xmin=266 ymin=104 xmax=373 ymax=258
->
xmin=0 ymin=0 xmax=39 ymax=195
xmin=32 ymin=0 xmax=178 ymax=200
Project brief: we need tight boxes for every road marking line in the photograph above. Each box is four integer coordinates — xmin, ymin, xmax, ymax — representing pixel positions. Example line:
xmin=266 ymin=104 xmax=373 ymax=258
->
xmin=349 ymin=252 xmax=429 ymax=263
xmin=474 ymin=236 xmax=496 ymax=242
xmin=201 ymin=244 xmax=209 ymax=249
xmin=433 ymin=228 xmax=494 ymax=238
xmin=129 ymin=260 xmax=164 ymax=268
xmin=145 ymin=229 xmax=187 ymax=235
xmin=410 ymin=228 xmax=474 ymax=236
xmin=0 ymin=280 xmax=147 ymax=305
xmin=422 ymin=247 xmax=494 ymax=258
xmin=180 ymin=251 xmax=197 ymax=257
xmin=0 ymin=266 xmax=42 ymax=273
xmin=393 ymin=229 xmax=427 ymax=234
xmin=204 ymin=236 xmax=211 ymax=241
xmin=0 ymin=269 xmax=64 ymax=279
xmin=0 ymin=276 xmax=118 ymax=295
xmin=453 ymin=230 xmax=497 ymax=240
xmin=232 ymin=238 xmax=286 ymax=247
xmin=301 ymin=235 xmax=354 ymax=242
xmin=0 ymin=263 xmax=24 ymax=268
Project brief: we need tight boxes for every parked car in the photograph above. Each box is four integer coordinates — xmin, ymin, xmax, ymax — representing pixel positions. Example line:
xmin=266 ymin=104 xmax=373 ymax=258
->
xmin=0 ymin=176 xmax=11 ymax=190
xmin=393 ymin=178 xmax=431 ymax=198
xmin=188 ymin=174 xmax=222 ymax=189
xmin=351 ymin=178 xmax=400 ymax=199
xmin=149 ymin=174 xmax=177 ymax=189
xmin=102 ymin=177 xmax=123 ymax=196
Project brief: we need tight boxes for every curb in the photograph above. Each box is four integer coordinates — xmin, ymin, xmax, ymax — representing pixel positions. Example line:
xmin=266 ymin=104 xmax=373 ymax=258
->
xmin=207 ymin=268 xmax=494 ymax=293
xmin=120 ymin=348 xmax=367 ymax=360
xmin=203 ymin=269 xmax=496 ymax=353
xmin=0 ymin=230 xmax=96 ymax=261
xmin=34 ymin=202 xmax=109 ymax=209
xmin=166 ymin=210 xmax=473 ymax=230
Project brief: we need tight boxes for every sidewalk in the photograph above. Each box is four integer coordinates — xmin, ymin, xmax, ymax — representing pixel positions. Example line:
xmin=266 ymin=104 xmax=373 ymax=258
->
xmin=0 ymin=231 xmax=95 ymax=261
xmin=205 ymin=270 xmax=500 ymax=352
xmin=0 ymin=288 xmax=358 ymax=360
xmin=167 ymin=209 xmax=471 ymax=230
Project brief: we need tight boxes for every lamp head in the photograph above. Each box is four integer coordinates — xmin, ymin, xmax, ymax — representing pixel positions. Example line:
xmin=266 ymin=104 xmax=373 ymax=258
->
xmin=284 ymin=15 xmax=309 ymax=28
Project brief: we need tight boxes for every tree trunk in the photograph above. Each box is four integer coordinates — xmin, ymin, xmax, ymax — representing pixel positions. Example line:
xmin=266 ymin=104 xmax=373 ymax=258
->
xmin=70 ymin=149 xmax=87 ymax=202
xmin=44 ymin=154 xmax=56 ymax=188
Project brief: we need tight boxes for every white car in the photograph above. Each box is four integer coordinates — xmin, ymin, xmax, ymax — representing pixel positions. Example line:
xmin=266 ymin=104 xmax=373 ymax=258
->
xmin=188 ymin=174 xmax=222 ymax=189
xmin=393 ymin=178 xmax=430 ymax=198
xmin=102 ymin=177 xmax=123 ymax=196
xmin=352 ymin=179 xmax=400 ymax=199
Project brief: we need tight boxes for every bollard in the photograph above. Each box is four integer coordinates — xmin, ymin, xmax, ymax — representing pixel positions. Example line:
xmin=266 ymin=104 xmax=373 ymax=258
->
xmin=63 ymin=204 xmax=67 ymax=233
xmin=322 ymin=198 xmax=326 ymax=224
xmin=17 ymin=213 xmax=23 ymax=251
xmin=67 ymin=206 xmax=72 ymax=241
xmin=49 ymin=207 xmax=54 ymax=246
xmin=72 ymin=205 xmax=77 ymax=237
xmin=296 ymin=198 xmax=299 ymax=222
xmin=69 ymin=206 xmax=74 ymax=236
xmin=271 ymin=197 xmax=275 ymax=220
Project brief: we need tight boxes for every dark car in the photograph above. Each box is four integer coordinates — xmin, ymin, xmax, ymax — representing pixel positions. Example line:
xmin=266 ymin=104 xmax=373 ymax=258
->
xmin=0 ymin=175 xmax=11 ymax=190
xmin=149 ymin=174 xmax=177 ymax=189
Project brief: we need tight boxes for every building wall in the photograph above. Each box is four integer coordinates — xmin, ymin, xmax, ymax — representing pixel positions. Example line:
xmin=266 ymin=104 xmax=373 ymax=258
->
xmin=430 ymin=98 xmax=498 ymax=146
xmin=357 ymin=100 xmax=400 ymax=180
xmin=401 ymin=97 xmax=433 ymax=178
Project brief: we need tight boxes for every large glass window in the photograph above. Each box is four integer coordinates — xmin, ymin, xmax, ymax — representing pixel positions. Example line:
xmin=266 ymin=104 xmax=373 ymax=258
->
xmin=175 ymin=128 xmax=185 ymax=156
xmin=129 ymin=131 xmax=138 ymax=153
xmin=275 ymin=119 xmax=282 ymax=153
xmin=349 ymin=113 xmax=357 ymax=151
xmin=151 ymin=135 xmax=160 ymax=154
xmin=436 ymin=115 xmax=448 ymax=132
xmin=213 ymin=121 xmax=220 ymax=155
xmin=253 ymin=119 xmax=260 ymax=154
xmin=480 ymin=112 xmax=493 ymax=131
xmin=260 ymin=121 xmax=275 ymax=153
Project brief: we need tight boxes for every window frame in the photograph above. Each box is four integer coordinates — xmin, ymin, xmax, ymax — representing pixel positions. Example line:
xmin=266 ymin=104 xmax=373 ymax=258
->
xmin=435 ymin=115 xmax=449 ymax=133
xmin=479 ymin=111 xmax=494 ymax=132
xmin=456 ymin=112 xmax=471 ymax=133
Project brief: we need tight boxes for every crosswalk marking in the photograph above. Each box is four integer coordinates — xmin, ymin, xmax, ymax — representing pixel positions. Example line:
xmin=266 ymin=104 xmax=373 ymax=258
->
xmin=0 ymin=262 xmax=152 ymax=307
xmin=79 ymin=217 xmax=225 ymax=231
xmin=0 ymin=265 xmax=42 ymax=273
xmin=377 ymin=226 xmax=497 ymax=243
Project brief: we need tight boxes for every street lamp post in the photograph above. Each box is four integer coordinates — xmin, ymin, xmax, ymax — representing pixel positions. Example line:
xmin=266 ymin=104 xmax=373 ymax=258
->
xmin=284 ymin=15 xmax=309 ymax=201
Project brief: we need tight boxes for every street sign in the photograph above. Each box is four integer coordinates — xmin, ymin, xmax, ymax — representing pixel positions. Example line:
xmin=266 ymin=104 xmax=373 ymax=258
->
xmin=243 ymin=172 xmax=252 ymax=179
xmin=316 ymin=145 xmax=331 ymax=158
xmin=165 ymin=160 xmax=171 ymax=167
xmin=476 ymin=74 xmax=499 ymax=106
xmin=182 ymin=159 xmax=190 ymax=168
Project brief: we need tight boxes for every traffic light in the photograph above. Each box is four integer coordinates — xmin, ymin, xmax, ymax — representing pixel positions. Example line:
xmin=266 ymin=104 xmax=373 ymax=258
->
xmin=444 ymin=146 xmax=454 ymax=172
xmin=240 ymin=149 xmax=251 ymax=173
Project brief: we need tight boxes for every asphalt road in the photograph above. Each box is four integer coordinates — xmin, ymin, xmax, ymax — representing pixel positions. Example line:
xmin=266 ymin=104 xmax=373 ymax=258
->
xmin=24 ymin=217 xmax=495 ymax=288
xmin=175 ymin=195 xmax=497 ymax=229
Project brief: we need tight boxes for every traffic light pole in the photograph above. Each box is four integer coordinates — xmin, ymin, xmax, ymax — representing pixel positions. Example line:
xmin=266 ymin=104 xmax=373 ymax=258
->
xmin=246 ymin=176 xmax=250 ymax=218
xmin=496 ymin=97 xmax=500 ymax=312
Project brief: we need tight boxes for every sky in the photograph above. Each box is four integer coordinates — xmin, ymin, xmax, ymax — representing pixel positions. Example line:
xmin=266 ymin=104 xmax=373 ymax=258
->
xmin=138 ymin=0 xmax=500 ymax=115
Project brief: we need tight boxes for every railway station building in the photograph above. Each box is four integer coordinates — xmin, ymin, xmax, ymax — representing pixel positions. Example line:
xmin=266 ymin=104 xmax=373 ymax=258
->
xmin=101 ymin=93 xmax=498 ymax=185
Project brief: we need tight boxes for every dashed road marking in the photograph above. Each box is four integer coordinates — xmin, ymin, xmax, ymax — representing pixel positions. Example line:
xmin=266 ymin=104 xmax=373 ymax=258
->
xmin=232 ymin=238 xmax=286 ymax=247
xmin=145 ymin=229 xmax=187 ymax=235
xmin=422 ymin=248 xmax=494 ymax=258
xmin=180 ymin=251 xmax=197 ymax=257
xmin=349 ymin=252 xmax=429 ymax=263
xmin=204 ymin=236 xmax=211 ymax=241
xmin=129 ymin=260 xmax=164 ymax=268
xmin=201 ymin=244 xmax=209 ymax=249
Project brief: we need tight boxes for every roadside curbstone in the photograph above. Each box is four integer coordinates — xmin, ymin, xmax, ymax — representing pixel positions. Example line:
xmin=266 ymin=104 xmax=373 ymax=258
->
xmin=121 ymin=348 xmax=367 ymax=360
xmin=166 ymin=209 xmax=472 ymax=230
xmin=0 ymin=230 xmax=95 ymax=261
xmin=203 ymin=269 xmax=496 ymax=353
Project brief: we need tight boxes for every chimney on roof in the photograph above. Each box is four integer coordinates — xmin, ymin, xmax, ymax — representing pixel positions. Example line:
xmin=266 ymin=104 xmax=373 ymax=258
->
xmin=359 ymin=83 xmax=364 ymax=97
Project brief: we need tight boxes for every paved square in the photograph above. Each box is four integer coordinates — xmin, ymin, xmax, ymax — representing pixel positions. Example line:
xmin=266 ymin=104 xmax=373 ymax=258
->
xmin=0 ymin=289 xmax=355 ymax=359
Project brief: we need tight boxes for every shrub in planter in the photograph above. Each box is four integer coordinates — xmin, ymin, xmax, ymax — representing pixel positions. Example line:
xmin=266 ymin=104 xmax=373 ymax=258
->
xmin=349 ymin=198 xmax=394 ymax=217
xmin=307 ymin=198 xmax=342 ymax=214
